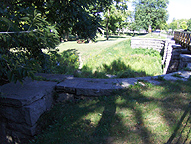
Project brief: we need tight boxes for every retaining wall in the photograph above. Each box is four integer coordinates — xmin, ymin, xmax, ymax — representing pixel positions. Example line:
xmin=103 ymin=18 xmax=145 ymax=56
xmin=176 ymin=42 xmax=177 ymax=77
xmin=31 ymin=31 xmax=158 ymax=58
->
xmin=131 ymin=37 xmax=166 ymax=52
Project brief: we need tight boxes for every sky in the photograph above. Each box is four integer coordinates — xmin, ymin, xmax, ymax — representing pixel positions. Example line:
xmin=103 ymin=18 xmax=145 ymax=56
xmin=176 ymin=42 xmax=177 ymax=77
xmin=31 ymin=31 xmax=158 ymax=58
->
xmin=128 ymin=0 xmax=191 ymax=24
xmin=167 ymin=0 xmax=191 ymax=23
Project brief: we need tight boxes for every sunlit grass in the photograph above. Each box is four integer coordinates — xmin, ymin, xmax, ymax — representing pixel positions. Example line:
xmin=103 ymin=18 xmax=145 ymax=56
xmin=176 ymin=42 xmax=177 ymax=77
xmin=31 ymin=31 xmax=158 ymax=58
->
xmin=56 ymin=36 xmax=162 ymax=78
xmin=137 ymin=33 xmax=166 ymax=39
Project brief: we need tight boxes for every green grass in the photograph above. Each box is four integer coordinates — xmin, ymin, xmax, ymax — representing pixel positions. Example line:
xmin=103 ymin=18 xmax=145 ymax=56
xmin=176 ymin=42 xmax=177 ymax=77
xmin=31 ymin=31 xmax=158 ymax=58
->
xmin=30 ymin=80 xmax=191 ymax=144
xmin=137 ymin=33 xmax=166 ymax=39
xmin=56 ymin=36 xmax=162 ymax=78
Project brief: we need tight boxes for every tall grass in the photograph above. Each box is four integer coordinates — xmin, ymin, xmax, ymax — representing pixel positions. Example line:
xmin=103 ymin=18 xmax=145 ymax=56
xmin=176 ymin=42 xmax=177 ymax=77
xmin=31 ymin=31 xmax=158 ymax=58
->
xmin=42 ymin=37 xmax=163 ymax=78
xmin=77 ymin=39 xmax=162 ymax=78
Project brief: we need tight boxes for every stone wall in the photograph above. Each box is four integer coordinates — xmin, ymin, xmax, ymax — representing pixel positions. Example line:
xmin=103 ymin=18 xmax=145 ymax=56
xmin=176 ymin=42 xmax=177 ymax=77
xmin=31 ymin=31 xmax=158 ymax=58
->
xmin=0 ymin=79 xmax=57 ymax=143
xmin=131 ymin=37 xmax=166 ymax=52
xmin=131 ymin=37 xmax=191 ymax=74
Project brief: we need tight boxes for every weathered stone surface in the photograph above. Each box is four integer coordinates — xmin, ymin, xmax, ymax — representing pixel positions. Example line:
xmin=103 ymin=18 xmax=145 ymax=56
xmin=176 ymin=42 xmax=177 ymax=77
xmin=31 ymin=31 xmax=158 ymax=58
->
xmin=172 ymin=45 xmax=182 ymax=49
xmin=179 ymin=54 xmax=191 ymax=69
xmin=23 ymin=98 xmax=47 ymax=126
xmin=56 ymin=78 xmax=123 ymax=96
xmin=186 ymin=63 xmax=191 ymax=69
xmin=0 ymin=79 xmax=57 ymax=142
xmin=7 ymin=122 xmax=37 ymax=136
xmin=180 ymin=54 xmax=191 ymax=62
xmin=168 ymin=60 xmax=179 ymax=72
xmin=0 ymin=80 xmax=57 ymax=107
xmin=0 ymin=120 xmax=7 ymax=144
xmin=0 ymin=106 xmax=24 ymax=124
xmin=116 ymin=78 xmax=137 ymax=87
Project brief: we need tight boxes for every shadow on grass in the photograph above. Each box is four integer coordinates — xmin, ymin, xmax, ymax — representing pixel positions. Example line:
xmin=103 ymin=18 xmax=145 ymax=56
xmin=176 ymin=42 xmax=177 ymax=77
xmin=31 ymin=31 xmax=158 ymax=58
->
xmin=30 ymin=79 xmax=191 ymax=144
xmin=75 ymin=59 xmax=148 ymax=79
xmin=166 ymin=102 xmax=191 ymax=144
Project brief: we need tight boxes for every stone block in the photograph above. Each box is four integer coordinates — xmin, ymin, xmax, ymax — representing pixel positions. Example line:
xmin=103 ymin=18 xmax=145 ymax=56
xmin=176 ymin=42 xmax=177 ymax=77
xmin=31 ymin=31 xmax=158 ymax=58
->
xmin=0 ymin=79 xmax=57 ymax=141
xmin=186 ymin=63 xmax=191 ymax=69
xmin=23 ymin=98 xmax=46 ymax=126
xmin=180 ymin=54 xmax=191 ymax=62
xmin=7 ymin=122 xmax=37 ymax=136
xmin=0 ymin=106 xmax=24 ymax=124
xmin=0 ymin=80 xmax=57 ymax=107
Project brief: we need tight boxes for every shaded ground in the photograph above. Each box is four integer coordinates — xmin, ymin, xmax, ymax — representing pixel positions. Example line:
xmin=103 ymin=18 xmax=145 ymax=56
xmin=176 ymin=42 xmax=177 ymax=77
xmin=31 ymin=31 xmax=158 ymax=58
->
xmin=30 ymin=79 xmax=191 ymax=144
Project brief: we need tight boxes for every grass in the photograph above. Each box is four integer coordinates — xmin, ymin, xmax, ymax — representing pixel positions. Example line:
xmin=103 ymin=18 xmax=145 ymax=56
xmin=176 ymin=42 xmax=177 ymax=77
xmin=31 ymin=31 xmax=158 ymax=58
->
xmin=56 ymin=35 xmax=162 ymax=78
xmin=30 ymin=80 xmax=191 ymax=144
xmin=137 ymin=33 xmax=166 ymax=39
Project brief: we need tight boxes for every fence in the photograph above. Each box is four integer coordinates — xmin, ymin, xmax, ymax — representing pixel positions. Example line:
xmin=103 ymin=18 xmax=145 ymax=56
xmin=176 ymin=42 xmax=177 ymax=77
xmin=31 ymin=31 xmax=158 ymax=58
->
xmin=174 ymin=31 xmax=191 ymax=51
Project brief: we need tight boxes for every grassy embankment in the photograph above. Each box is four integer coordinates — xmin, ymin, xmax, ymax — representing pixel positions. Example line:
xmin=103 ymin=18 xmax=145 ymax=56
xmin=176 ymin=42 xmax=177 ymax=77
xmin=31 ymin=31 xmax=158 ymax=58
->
xmin=56 ymin=35 xmax=162 ymax=78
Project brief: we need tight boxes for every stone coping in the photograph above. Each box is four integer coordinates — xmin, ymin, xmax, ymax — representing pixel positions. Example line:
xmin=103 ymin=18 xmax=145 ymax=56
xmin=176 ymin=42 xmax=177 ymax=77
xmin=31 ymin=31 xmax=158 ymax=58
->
xmin=1 ymin=71 xmax=191 ymax=103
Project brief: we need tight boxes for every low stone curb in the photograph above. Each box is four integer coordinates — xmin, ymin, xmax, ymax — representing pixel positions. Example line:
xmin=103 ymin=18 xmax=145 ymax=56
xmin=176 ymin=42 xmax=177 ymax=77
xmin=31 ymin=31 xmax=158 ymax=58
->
xmin=0 ymin=71 xmax=191 ymax=143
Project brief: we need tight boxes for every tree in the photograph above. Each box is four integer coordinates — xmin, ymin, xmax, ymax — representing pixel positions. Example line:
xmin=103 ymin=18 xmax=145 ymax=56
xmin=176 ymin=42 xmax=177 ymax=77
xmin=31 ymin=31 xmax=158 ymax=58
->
xmin=168 ymin=19 xmax=178 ymax=31
xmin=0 ymin=1 xmax=60 ymax=83
xmin=168 ymin=19 xmax=188 ymax=31
xmin=133 ymin=0 xmax=169 ymax=31
xmin=103 ymin=0 xmax=129 ymax=40
xmin=0 ymin=0 xmax=113 ymax=83
xmin=44 ymin=0 xmax=113 ymax=41
xmin=187 ymin=19 xmax=191 ymax=31
xmin=180 ymin=21 xmax=187 ymax=30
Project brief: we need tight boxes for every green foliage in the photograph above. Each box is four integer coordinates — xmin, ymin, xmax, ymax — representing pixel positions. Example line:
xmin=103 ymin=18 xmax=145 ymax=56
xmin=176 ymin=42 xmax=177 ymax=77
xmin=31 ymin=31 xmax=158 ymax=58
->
xmin=0 ymin=0 xmax=115 ymax=83
xmin=187 ymin=19 xmax=191 ymax=31
xmin=48 ymin=50 xmax=79 ymax=74
xmin=156 ymin=76 xmax=165 ymax=81
xmin=134 ymin=0 xmax=169 ymax=31
xmin=103 ymin=1 xmax=130 ymax=39
xmin=72 ymin=39 xmax=162 ymax=78
xmin=45 ymin=0 xmax=113 ymax=41
xmin=0 ymin=2 xmax=59 ymax=83
xmin=168 ymin=19 xmax=189 ymax=31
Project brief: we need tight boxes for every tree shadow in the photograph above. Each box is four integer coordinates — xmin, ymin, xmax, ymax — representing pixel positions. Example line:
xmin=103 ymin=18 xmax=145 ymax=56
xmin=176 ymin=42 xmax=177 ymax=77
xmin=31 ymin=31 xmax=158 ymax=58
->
xmin=166 ymin=102 xmax=191 ymax=144
xmin=76 ymin=59 xmax=149 ymax=79
xmin=29 ymin=77 xmax=191 ymax=144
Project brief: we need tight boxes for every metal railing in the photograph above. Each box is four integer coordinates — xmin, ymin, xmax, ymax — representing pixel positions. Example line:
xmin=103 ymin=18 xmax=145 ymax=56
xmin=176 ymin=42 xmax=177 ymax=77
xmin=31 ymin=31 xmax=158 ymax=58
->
xmin=174 ymin=31 xmax=191 ymax=51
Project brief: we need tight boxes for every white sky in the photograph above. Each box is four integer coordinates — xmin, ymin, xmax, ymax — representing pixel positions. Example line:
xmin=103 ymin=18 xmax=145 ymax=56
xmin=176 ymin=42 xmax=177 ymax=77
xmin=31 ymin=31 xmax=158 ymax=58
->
xmin=127 ymin=0 xmax=191 ymax=24
xmin=167 ymin=0 xmax=191 ymax=23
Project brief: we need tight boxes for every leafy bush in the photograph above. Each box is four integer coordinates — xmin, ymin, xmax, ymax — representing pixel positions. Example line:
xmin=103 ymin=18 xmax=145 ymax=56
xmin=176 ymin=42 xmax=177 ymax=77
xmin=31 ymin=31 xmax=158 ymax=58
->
xmin=0 ymin=6 xmax=59 ymax=83
xmin=47 ymin=50 xmax=80 ymax=74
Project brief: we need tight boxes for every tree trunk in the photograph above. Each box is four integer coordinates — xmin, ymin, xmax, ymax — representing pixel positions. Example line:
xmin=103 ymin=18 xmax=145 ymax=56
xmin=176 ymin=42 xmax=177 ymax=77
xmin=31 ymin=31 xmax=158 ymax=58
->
xmin=106 ymin=8 xmax=110 ymax=40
